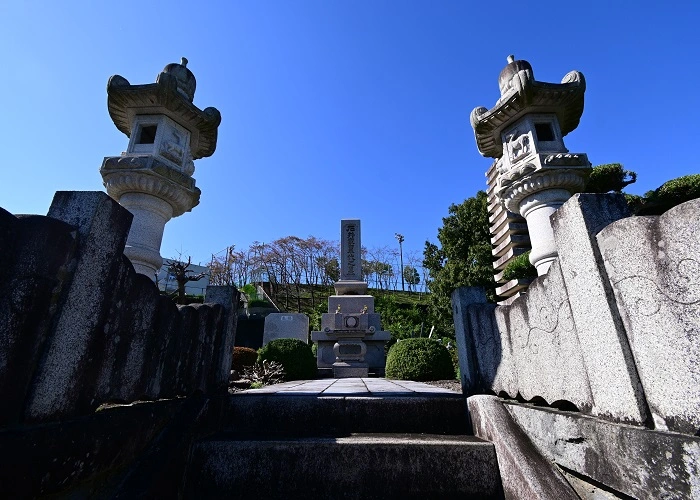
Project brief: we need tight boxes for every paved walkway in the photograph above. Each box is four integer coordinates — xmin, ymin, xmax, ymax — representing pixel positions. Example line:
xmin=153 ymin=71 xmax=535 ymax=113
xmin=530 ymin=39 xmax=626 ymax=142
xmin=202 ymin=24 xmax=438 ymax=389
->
xmin=237 ymin=378 xmax=461 ymax=396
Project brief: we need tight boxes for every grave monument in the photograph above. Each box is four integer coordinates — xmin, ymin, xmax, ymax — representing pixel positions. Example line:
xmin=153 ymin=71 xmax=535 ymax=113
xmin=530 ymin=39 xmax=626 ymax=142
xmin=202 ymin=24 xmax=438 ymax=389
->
xmin=263 ymin=313 xmax=309 ymax=346
xmin=100 ymin=58 xmax=221 ymax=279
xmin=312 ymin=220 xmax=390 ymax=377
xmin=471 ymin=55 xmax=590 ymax=276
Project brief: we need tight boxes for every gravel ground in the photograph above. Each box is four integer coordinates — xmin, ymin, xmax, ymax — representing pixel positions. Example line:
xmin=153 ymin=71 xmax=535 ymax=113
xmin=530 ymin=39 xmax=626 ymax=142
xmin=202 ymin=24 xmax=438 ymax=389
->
xmin=422 ymin=379 xmax=462 ymax=393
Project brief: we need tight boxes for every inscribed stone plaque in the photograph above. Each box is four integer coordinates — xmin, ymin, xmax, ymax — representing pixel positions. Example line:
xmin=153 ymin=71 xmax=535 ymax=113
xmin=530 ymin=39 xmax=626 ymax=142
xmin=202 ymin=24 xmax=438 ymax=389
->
xmin=340 ymin=219 xmax=362 ymax=281
xmin=263 ymin=313 xmax=309 ymax=346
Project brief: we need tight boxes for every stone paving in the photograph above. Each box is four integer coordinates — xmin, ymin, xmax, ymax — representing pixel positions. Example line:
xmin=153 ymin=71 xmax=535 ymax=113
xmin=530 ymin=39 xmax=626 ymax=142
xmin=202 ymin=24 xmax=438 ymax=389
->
xmin=237 ymin=378 xmax=461 ymax=396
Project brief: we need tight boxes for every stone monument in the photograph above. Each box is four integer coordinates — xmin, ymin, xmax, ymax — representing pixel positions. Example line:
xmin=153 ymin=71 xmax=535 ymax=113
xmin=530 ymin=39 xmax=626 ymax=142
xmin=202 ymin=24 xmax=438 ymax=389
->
xmin=312 ymin=220 xmax=390 ymax=377
xmin=100 ymin=58 xmax=221 ymax=279
xmin=471 ymin=55 xmax=590 ymax=276
xmin=263 ymin=313 xmax=309 ymax=346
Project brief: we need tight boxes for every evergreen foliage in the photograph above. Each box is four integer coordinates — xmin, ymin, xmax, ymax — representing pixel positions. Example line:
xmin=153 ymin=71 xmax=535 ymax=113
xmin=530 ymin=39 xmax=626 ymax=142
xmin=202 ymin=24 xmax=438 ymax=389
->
xmin=257 ymin=338 xmax=317 ymax=381
xmin=385 ymin=338 xmax=455 ymax=381
xmin=422 ymin=191 xmax=495 ymax=337
xmin=502 ymin=251 xmax=537 ymax=281
xmin=635 ymin=174 xmax=700 ymax=215
xmin=374 ymin=294 xmax=427 ymax=340
xmin=585 ymin=163 xmax=637 ymax=193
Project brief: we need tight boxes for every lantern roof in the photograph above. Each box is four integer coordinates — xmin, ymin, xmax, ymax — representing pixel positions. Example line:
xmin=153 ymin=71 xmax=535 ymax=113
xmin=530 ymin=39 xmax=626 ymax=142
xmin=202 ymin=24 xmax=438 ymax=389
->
xmin=471 ymin=55 xmax=586 ymax=158
xmin=106 ymin=58 xmax=221 ymax=159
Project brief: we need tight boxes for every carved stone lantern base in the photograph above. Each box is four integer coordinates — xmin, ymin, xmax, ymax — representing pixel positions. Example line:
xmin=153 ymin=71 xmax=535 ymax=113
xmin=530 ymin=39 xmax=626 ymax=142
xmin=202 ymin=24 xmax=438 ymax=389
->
xmin=101 ymin=155 xmax=201 ymax=279
xmin=501 ymin=169 xmax=588 ymax=275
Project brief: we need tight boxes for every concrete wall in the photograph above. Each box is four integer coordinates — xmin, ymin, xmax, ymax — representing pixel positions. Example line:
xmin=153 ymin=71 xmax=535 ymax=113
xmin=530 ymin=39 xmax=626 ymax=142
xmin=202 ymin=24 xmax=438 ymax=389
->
xmin=0 ymin=191 xmax=239 ymax=425
xmin=454 ymin=194 xmax=700 ymax=433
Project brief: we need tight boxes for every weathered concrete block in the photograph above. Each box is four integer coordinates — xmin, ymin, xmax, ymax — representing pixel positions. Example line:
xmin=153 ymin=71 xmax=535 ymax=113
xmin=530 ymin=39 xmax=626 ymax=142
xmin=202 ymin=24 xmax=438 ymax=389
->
xmin=205 ymin=286 xmax=240 ymax=393
xmin=188 ymin=303 xmax=223 ymax=393
xmin=468 ymin=302 xmax=516 ymax=396
xmin=0 ymin=213 xmax=77 ymax=424
xmin=551 ymin=193 xmax=648 ymax=424
xmin=25 ymin=191 xmax=133 ymax=422
xmin=96 ymin=265 xmax=160 ymax=403
xmin=263 ymin=313 xmax=309 ymax=345
xmin=505 ymin=400 xmax=700 ymax=499
xmin=0 ymin=399 xmax=186 ymax=498
xmin=468 ymin=395 xmax=579 ymax=500
xmin=494 ymin=261 xmax=594 ymax=411
xmin=451 ymin=287 xmax=489 ymax=394
xmin=149 ymin=295 xmax=184 ymax=399
xmin=597 ymin=198 xmax=700 ymax=434
xmin=176 ymin=305 xmax=199 ymax=394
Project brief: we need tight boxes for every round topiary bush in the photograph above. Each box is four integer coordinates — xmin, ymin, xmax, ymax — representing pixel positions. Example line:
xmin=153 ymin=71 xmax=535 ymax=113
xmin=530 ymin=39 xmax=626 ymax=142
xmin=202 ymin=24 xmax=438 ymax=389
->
xmin=232 ymin=346 xmax=259 ymax=372
xmin=385 ymin=338 xmax=455 ymax=381
xmin=258 ymin=338 xmax=317 ymax=381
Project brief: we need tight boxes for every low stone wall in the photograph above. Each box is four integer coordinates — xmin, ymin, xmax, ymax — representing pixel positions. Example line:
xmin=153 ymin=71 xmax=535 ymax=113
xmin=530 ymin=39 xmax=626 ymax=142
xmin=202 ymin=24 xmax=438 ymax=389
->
xmin=0 ymin=191 xmax=239 ymax=425
xmin=454 ymin=194 xmax=700 ymax=434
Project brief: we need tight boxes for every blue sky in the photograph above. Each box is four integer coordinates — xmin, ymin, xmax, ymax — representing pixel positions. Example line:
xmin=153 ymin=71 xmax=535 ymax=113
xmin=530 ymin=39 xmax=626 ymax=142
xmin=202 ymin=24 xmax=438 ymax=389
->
xmin=1 ymin=1 xmax=698 ymax=267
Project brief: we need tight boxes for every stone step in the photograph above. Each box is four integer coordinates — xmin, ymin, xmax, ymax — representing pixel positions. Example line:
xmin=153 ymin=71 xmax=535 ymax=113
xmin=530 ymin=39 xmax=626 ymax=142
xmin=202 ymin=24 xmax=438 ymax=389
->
xmin=184 ymin=433 xmax=503 ymax=499
xmin=221 ymin=393 xmax=469 ymax=437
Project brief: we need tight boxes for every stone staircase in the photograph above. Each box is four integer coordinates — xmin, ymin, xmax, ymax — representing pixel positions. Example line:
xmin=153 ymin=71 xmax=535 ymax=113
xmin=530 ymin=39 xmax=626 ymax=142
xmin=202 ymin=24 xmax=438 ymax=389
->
xmin=182 ymin=379 xmax=504 ymax=499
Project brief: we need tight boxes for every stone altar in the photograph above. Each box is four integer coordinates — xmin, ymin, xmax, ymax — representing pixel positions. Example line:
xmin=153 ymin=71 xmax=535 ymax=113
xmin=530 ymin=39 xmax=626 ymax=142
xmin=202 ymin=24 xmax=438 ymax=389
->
xmin=311 ymin=220 xmax=390 ymax=377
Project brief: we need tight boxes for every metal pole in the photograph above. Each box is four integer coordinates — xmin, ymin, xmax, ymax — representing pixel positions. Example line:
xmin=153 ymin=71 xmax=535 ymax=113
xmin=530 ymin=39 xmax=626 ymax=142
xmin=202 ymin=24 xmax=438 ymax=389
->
xmin=395 ymin=233 xmax=405 ymax=291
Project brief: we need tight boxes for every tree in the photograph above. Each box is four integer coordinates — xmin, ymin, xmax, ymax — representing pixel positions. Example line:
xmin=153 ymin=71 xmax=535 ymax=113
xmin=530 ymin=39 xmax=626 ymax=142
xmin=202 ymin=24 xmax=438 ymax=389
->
xmin=403 ymin=265 xmax=420 ymax=292
xmin=165 ymin=256 xmax=207 ymax=305
xmin=423 ymin=191 xmax=495 ymax=336
xmin=585 ymin=163 xmax=637 ymax=193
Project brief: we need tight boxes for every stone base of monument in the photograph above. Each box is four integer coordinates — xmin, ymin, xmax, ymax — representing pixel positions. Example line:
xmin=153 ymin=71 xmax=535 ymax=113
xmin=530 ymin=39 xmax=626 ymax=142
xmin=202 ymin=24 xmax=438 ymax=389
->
xmin=332 ymin=361 xmax=369 ymax=378
xmin=314 ymin=336 xmax=390 ymax=375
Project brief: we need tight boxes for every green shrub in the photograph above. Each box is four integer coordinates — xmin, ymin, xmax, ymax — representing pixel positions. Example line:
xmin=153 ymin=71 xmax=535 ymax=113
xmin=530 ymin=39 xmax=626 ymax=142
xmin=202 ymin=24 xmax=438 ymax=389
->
xmin=436 ymin=337 xmax=459 ymax=378
xmin=637 ymin=174 xmax=700 ymax=215
xmin=385 ymin=338 xmax=455 ymax=381
xmin=258 ymin=338 xmax=317 ymax=381
xmin=248 ymin=298 xmax=273 ymax=308
xmin=232 ymin=346 xmax=259 ymax=372
xmin=502 ymin=251 xmax=536 ymax=281
xmin=624 ymin=193 xmax=646 ymax=213
xmin=585 ymin=163 xmax=637 ymax=193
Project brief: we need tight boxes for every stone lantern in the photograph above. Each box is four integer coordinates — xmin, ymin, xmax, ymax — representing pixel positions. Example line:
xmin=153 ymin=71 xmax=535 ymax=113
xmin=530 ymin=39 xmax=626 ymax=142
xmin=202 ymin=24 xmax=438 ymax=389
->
xmin=471 ymin=56 xmax=590 ymax=275
xmin=100 ymin=58 xmax=221 ymax=278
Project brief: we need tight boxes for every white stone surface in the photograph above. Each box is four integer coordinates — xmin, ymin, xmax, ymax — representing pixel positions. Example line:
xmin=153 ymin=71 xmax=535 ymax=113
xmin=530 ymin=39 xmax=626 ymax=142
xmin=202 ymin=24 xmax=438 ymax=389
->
xmin=551 ymin=193 xmax=647 ymax=424
xmin=127 ymin=115 xmax=192 ymax=173
xmin=262 ymin=313 xmax=309 ymax=346
xmin=494 ymin=260 xmax=594 ymax=410
xmin=505 ymin=400 xmax=700 ymax=499
xmin=597 ymin=199 xmax=700 ymax=434
xmin=101 ymin=61 xmax=217 ymax=282
xmin=119 ymin=192 xmax=173 ymax=277
xmin=340 ymin=219 xmax=362 ymax=282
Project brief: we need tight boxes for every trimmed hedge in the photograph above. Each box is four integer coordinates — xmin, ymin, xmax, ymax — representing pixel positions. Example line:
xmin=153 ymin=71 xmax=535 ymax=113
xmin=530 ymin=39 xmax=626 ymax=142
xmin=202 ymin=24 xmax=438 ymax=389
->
xmin=258 ymin=338 xmax=317 ymax=381
xmin=232 ymin=346 xmax=258 ymax=372
xmin=385 ymin=338 xmax=455 ymax=381
xmin=636 ymin=174 xmax=700 ymax=215
xmin=585 ymin=163 xmax=637 ymax=193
